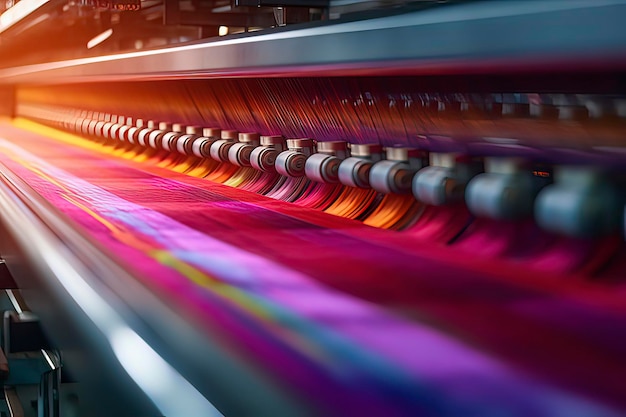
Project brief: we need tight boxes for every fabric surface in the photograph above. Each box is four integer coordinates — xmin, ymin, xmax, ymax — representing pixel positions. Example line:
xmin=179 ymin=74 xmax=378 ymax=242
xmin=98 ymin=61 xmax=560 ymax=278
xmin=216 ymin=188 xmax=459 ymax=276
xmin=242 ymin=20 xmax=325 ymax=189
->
xmin=0 ymin=122 xmax=624 ymax=417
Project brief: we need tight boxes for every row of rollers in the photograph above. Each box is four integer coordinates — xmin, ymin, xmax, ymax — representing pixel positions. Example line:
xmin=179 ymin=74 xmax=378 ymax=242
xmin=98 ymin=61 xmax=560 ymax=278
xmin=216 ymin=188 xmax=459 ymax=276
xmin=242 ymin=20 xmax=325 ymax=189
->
xmin=32 ymin=107 xmax=626 ymax=238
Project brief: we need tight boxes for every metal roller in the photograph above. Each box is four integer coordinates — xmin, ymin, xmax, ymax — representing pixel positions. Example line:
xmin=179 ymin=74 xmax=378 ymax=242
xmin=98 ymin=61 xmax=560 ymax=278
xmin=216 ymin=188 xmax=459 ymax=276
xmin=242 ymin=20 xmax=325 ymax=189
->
xmin=209 ymin=130 xmax=239 ymax=162
xmin=102 ymin=115 xmax=121 ymax=140
xmin=413 ymin=153 xmax=481 ymax=206
xmin=338 ymin=144 xmax=383 ymax=188
xmin=147 ymin=122 xmax=171 ymax=149
xmin=87 ymin=118 xmax=100 ymax=137
xmin=535 ymin=167 xmax=622 ymax=237
xmin=369 ymin=147 xmax=424 ymax=194
xmin=80 ymin=114 xmax=93 ymax=136
xmin=174 ymin=126 xmax=202 ymax=155
xmin=109 ymin=117 xmax=127 ymax=141
xmin=125 ymin=119 xmax=145 ymax=144
xmin=136 ymin=120 xmax=157 ymax=146
xmin=228 ymin=133 xmax=261 ymax=166
xmin=465 ymin=157 xmax=537 ymax=220
xmin=74 ymin=111 xmax=89 ymax=133
xmin=93 ymin=115 xmax=111 ymax=139
xmin=250 ymin=135 xmax=286 ymax=172
xmin=81 ymin=110 xmax=94 ymax=130
xmin=159 ymin=123 xmax=184 ymax=151
xmin=304 ymin=141 xmax=348 ymax=183
xmin=413 ymin=166 xmax=457 ymax=206
xmin=190 ymin=128 xmax=221 ymax=158
xmin=275 ymin=139 xmax=315 ymax=177
xmin=117 ymin=118 xmax=133 ymax=143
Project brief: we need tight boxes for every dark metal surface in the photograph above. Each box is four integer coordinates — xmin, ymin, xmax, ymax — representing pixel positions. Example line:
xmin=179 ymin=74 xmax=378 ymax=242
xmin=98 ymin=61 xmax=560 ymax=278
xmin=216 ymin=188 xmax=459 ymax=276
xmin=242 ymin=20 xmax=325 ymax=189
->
xmin=1 ymin=0 xmax=625 ymax=83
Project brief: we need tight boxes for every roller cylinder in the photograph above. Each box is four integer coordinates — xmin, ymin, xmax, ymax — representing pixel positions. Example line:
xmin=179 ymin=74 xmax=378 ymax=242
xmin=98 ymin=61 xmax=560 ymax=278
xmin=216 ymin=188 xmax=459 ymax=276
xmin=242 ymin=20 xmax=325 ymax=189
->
xmin=102 ymin=121 xmax=116 ymax=140
xmin=136 ymin=128 xmax=153 ymax=147
xmin=305 ymin=153 xmax=341 ymax=183
xmin=369 ymin=160 xmax=417 ymax=194
xmin=80 ymin=118 xmax=92 ymax=136
xmin=275 ymin=151 xmax=308 ymax=177
xmin=250 ymin=147 xmax=278 ymax=172
xmin=535 ymin=169 xmax=621 ymax=237
xmin=126 ymin=126 xmax=140 ymax=144
xmin=109 ymin=123 xmax=124 ymax=141
xmin=160 ymin=131 xmax=180 ymax=151
xmin=74 ymin=115 xmax=86 ymax=133
xmin=94 ymin=120 xmax=107 ymax=138
xmin=202 ymin=127 xmax=222 ymax=138
xmin=148 ymin=130 xmax=167 ymax=149
xmin=227 ymin=133 xmax=260 ymax=166
xmin=465 ymin=173 xmax=536 ymax=220
xmin=87 ymin=119 xmax=100 ymax=137
xmin=338 ymin=157 xmax=373 ymax=188
xmin=210 ymin=139 xmax=235 ymax=162
xmin=117 ymin=124 xmax=132 ymax=143
xmin=190 ymin=137 xmax=215 ymax=158
xmin=413 ymin=166 xmax=459 ymax=206
xmin=123 ymin=119 xmax=143 ymax=144
xmin=175 ymin=134 xmax=197 ymax=155
xmin=228 ymin=143 xmax=255 ymax=166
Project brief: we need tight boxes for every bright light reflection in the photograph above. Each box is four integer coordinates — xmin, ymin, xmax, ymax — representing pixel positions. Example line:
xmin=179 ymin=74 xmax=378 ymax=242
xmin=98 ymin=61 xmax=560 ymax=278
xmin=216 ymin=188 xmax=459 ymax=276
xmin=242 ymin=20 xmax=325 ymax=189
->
xmin=111 ymin=327 xmax=224 ymax=417
xmin=0 ymin=0 xmax=49 ymax=33
xmin=87 ymin=28 xmax=113 ymax=49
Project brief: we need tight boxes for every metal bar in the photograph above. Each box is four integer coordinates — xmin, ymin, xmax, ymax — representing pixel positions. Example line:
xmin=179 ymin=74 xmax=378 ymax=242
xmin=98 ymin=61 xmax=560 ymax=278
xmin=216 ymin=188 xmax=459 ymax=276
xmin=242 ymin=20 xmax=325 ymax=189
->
xmin=4 ymin=386 xmax=25 ymax=417
xmin=0 ymin=0 xmax=625 ymax=83
xmin=5 ymin=290 xmax=28 ymax=314
xmin=38 ymin=350 xmax=60 ymax=417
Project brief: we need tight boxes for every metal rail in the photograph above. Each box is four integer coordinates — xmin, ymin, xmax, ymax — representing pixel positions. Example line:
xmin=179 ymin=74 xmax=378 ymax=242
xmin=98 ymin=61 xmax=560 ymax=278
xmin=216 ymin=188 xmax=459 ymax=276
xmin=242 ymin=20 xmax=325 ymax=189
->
xmin=0 ymin=0 xmax=625 ymax=84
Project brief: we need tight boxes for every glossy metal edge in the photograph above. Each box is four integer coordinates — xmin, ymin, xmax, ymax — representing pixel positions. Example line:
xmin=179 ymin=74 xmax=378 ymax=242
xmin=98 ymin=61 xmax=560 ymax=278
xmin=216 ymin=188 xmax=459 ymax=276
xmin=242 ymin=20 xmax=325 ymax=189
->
xmin=1 ymin=0 xmax=625 ymax=83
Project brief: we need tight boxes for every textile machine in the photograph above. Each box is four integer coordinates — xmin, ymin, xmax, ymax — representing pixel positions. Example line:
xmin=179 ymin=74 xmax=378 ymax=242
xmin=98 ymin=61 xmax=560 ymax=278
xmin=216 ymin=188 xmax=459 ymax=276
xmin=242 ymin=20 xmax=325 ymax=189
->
xmin=0 ymin=0 xmax=623 ymax=416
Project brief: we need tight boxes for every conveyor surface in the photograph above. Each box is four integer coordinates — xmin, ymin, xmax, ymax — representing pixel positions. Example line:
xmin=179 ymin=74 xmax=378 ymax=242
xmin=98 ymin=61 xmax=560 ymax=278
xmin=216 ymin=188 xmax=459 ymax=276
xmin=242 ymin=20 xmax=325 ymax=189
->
xmin=0 ymin=121 xmax=624 ymax=416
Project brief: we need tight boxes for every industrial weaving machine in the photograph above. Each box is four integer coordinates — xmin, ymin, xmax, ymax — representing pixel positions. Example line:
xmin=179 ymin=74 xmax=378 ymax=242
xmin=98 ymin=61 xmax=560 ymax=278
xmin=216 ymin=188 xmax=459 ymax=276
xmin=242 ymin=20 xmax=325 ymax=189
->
xmin=0 ymin=0 xmax=623 ymax=416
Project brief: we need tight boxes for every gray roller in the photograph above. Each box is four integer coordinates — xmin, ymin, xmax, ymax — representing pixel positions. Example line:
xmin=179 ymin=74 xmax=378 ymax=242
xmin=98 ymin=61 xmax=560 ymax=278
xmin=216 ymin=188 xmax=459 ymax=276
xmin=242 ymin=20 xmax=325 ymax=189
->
xmin=190 ymin=137 xmax=215 ymax=158
xmin=304 ymin=141 xmax=347 ymax=183
xmin=163 ymin=132 xmax=180 ymax=151
xmin=148 ymin=129 xmax=167 ymax=149
xmin=535 ymin=168 xmax=622 ymax=237
xmin=275 ymin=139 xmax=315 ymax=177
xmin=466 ymin=173 xmax=536 ymax=220
xmin=338 ymin=157 xmax=373 ymax=188
xmin=338 ymin=143 xmax=382 ymax=188
xmin=210 ymin=130 xmax=238 ymax=162
xmin=413 ymin=166 xmax=457 ymax=206
xmin=305 ymin=153 xmax=341 ymax=183
xmin=175 ymin=134 xmax=197 ymax=155
xmin=413 ymin=153 xmax=481 ymax=205
xmin=250 ymin=135 xmax=285 ymax=172
xmin=370 ymin=160 xmax=417 ymax=194
xmin=210 ymin=139 xmax=235 ymax=162
xmin=369 ymin=147 xmax=423 ymax=194
xmin=228 ymin=133 xmax=260 ymax=166
xmin=275 ymin=151 xmax=308 ymax=177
